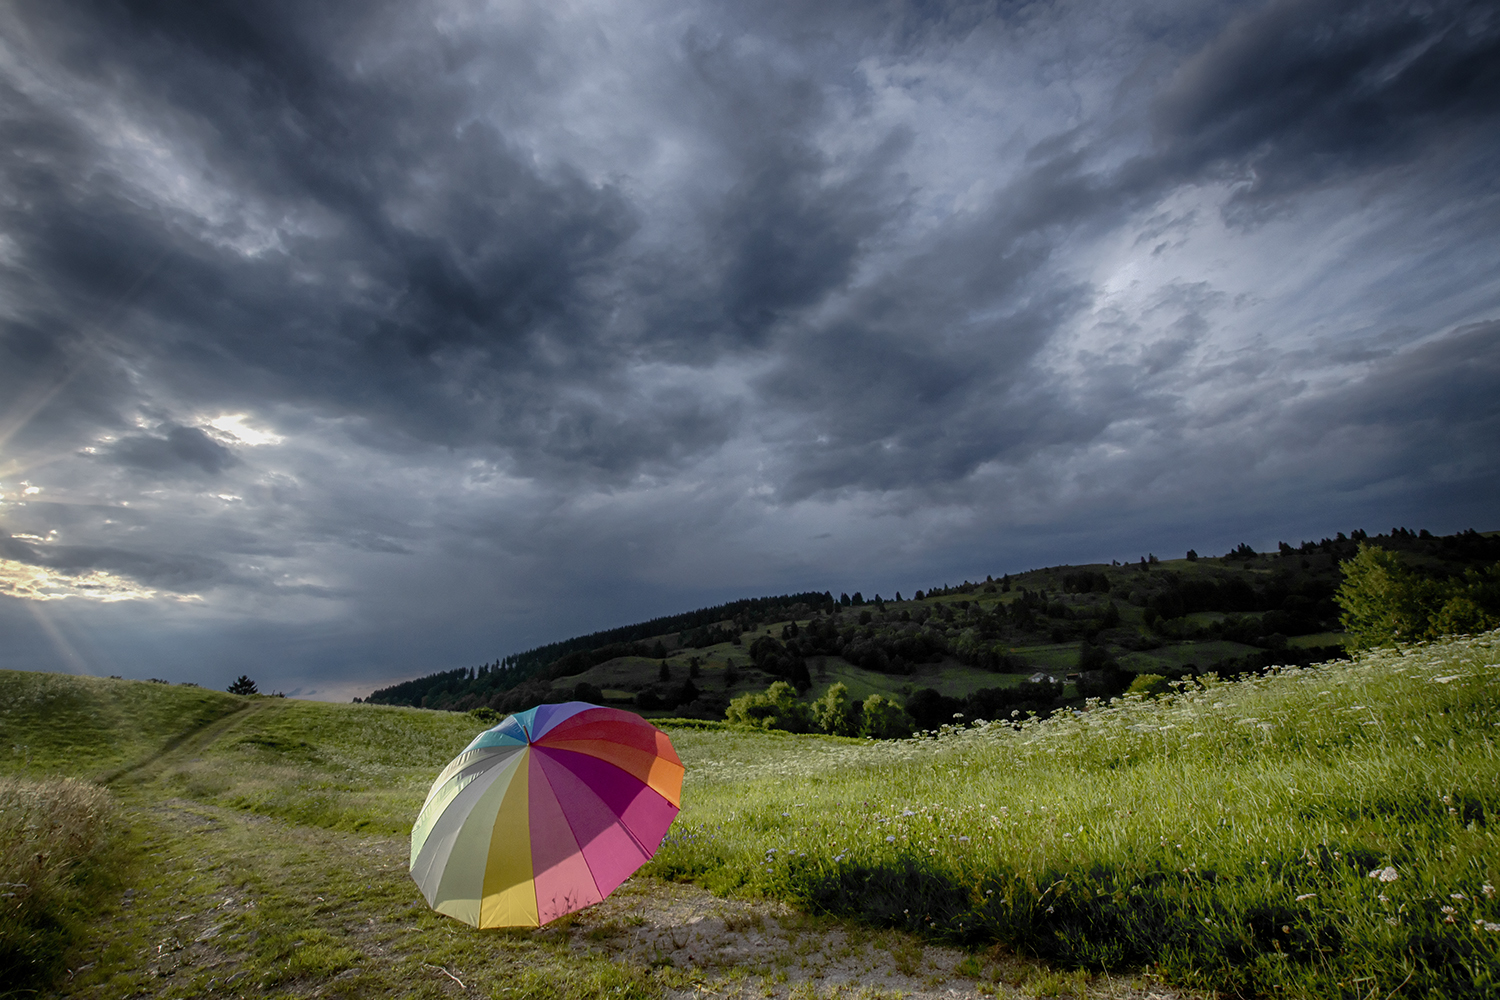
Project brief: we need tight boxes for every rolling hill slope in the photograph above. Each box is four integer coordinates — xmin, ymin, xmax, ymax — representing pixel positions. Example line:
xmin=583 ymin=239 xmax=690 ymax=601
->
xmin=364 ymin=526 xmax=1500 ymax=728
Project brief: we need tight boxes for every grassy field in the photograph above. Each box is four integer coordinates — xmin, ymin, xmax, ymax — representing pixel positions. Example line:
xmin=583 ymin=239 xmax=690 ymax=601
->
xmin=2 ymin=631 xmax=1497 ymax=998
xmin=0 ymin=677 xmax=690 ymax=999
xmin=1 ymin=672 xmax=246 ymax=778
xmin=7 ymin=673 xmax=1054 ymax=999
xmin=652 ymin=633 xmax=1500 ymax=998
xmin=1115 ymin=641 xmax=1262 ymax=675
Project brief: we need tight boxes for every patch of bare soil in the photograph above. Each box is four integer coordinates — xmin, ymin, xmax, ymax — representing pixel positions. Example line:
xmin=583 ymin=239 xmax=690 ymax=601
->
xmin=551 ymin=877 xmax=1205 ymax=1000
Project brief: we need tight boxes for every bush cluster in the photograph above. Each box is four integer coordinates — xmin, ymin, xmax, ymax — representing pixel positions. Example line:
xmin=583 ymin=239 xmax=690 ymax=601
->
xmin=725 ymin=681 xmax=915 ymax=739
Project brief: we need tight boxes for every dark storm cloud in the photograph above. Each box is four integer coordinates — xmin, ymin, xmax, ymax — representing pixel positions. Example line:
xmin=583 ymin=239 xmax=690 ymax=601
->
xmin=4 ymin=0 xmax=1495 ymax=478
xmin=2 ymin=0 xmax=669 ymax=474
xmin=759 ymin=280 xmax=1100 ymax=500
xmin=746 ymin=0 xmax=1500 ymax=503
xmin=1 ymin=0 xmax=1498 ymax=690
xmin=1151 ymin=0 xmax=1500 ymax=207
xmin=1298 ymin=321 xmax=1500 ymax=457
xmin=103 ymin=424 xmax=236 ymax=475
xmin=683 ymin=33 xmax=910 ymax=347
xmin=0 ymin=532 xmax=223 ymax=590
xmin=7 ymin=0 xmax=1482 ymax=496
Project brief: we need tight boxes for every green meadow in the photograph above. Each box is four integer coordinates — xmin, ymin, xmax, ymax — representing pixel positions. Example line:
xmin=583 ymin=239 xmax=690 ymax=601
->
xmin=2 ymin=630 xmax=1498 ymax=998
xmin=656 ymin=634 xmax=1500 ymax=997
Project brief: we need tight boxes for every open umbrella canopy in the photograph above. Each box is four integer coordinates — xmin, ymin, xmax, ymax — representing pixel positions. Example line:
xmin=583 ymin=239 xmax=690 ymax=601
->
xmin=410 ymin=702 xmax=684 ymax=928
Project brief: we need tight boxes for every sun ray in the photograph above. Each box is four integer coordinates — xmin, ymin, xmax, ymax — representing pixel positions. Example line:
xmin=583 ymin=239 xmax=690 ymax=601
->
xmin=23 ymin=600 xmax=93 ymax=675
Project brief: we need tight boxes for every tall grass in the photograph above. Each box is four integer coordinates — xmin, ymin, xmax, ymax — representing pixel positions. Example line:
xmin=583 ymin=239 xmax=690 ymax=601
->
xmin=651 ymin=632 xmax=1500 ymax=998
xmin=0 ymin=777 xmax=120 ymax=991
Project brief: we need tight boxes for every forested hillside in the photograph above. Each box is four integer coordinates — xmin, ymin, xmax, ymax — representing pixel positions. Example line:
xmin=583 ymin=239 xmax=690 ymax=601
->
xmin=362 ymin=527 xmax=1500 ymax=723
xmin=360 ymin=591 xmax=834 ymax=708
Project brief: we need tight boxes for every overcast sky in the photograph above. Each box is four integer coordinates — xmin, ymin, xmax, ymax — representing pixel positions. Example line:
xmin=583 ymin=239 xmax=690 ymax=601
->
xmin=1 ymin=0 xmax=1496 ymax=699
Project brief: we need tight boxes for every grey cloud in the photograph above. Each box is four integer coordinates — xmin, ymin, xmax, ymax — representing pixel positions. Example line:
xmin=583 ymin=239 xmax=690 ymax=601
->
xmin=1151 ymin=0 xmax=1500 ymax=207
xmin=4 ymin=0 xmax=654 ymax=472
xmin=102 ymin=425 xmax=237 ymax=475
xmin=0 ymin=533 xmax=224 ymax=591
xmin=745 ymin=0 xmax=1500 ymax=505
xmin=1302 ymin=321 xmax=1500 ymax=441
xmin=686 ymin=34 xmax=911 ymax=346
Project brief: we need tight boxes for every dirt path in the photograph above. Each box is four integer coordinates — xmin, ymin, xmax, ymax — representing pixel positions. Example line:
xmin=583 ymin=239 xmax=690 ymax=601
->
xmin=51 ymin=795 xmax=1203 ymax=1000
xmin=96 ymin=698 xmax=274 ymax=786
xmin=49 ymin=704 xmax=1204 ymax=1000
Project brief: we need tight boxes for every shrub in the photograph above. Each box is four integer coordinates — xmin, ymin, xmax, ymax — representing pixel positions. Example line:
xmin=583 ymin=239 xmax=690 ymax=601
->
xmin=1125 ymin=673 xmax=1169 ymax=698
xmin=228 ymin=675 xmax=258 ymax=695
xmin=725 ymin=681 xmax=811 ymax=733
xmin=858 ymin=693 xmax=914 ymax=739
xmin=810 ymin=683 xmax=856 ymax=736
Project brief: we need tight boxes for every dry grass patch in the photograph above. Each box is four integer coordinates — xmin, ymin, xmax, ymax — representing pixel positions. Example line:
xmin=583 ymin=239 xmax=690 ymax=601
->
xmin=0 ymin=777 xmax=121 ymax=991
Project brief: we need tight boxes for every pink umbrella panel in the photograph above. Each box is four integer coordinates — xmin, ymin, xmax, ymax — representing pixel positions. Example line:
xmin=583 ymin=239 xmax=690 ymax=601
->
xmin=409 ymin=702 xmax=684 ymax=928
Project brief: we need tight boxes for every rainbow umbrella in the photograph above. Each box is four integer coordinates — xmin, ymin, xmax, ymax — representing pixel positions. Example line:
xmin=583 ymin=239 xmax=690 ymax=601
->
xmin=409 ymin=702 xmax=683 ymax=928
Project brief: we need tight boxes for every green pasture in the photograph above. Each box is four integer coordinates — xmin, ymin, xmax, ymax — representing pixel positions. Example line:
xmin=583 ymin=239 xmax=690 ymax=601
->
xmin=649 ymin=633 xmax=1500 ymax=999
xmin=0 ymin=671 xmax=243 ymax=778
xmin=551 ymin=653 xmax=773 ymax=700
xmin=1003 ymin=644 xmax=1078 ymax=673
xmin=551 ymin=645 xmax=1029 ymax=706
xmin=4 ymin=632 xmax=1499 ymax=998
xmin=1290 ymin=632 xmax=1351 ymax=649
xmin=814 ymin=659 xmax=1025 ymax=702
xmin=1116 ymin=640 xmax=1261 ymax=675
xmin=547 ymin=655 xmax=668 ymax=693
xmin=154 ymin=699 xmax=478 ymax=836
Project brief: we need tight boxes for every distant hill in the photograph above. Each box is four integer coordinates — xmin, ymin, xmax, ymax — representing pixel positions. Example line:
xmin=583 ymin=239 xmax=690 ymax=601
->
xmin=362 ymin=526 xmax=1500 ymax=724
xmin=360 ymin=590 xmax=833 ymax=707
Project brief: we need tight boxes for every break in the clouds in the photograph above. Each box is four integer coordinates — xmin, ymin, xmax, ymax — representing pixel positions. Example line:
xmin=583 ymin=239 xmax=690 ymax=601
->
xmin=1 ymin=0 xmax=1497 ymax=698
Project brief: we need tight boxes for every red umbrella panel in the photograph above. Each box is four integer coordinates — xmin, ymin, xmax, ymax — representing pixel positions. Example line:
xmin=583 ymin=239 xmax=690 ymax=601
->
xmin=409 ymin=702 xmax=684 ymax=927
